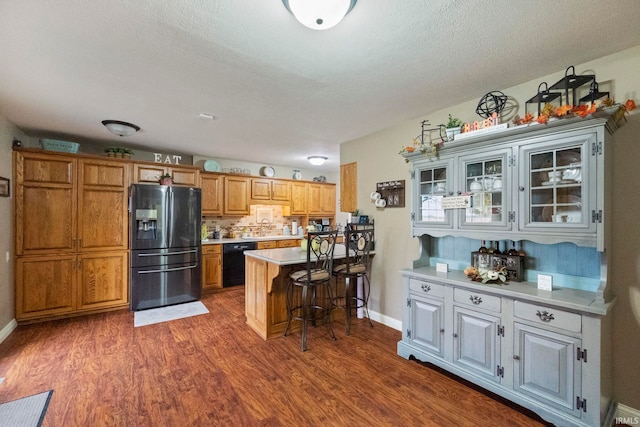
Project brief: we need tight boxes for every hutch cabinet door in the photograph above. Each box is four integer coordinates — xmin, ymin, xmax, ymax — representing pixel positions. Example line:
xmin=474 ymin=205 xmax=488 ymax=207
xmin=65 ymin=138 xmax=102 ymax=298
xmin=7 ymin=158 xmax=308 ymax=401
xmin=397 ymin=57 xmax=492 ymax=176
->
xmin=412 ymin=159 xmax=453 ymax=228
xmin=457 ymin=148 xmax=512 ymax=230
xmin=453 ymin=306 xmax=501 ymax=382
xmin=518 ymin=131 xmax=597 ymax=234
xmin=513 ymin=323 xmax=582 ymax=417
xmin=409 ymin=295 xmax=445 ymax=358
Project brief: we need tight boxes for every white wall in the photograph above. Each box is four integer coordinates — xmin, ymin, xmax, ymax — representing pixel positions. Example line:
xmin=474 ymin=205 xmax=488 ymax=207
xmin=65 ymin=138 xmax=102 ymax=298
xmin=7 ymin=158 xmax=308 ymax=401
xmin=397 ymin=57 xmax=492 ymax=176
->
xmin=341 ymin=45 xmax=640 ymax=409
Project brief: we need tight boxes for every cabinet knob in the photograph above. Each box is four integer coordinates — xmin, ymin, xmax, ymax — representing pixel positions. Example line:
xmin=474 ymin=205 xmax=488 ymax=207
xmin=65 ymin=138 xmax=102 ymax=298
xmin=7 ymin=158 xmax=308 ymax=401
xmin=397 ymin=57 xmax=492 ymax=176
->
xmin=421 ymin=284 xmax=431 ymax=292
xmin=519 ymin=186 xmax=525 ymax=192
xmin=536 ymin=310 xmax=555 ymax=322
xmin=469 ymin=295 xmax=483 ymax=305
xmin=440 ymin=328 xmax=445 ymax=333
xmin=513 ymin=355 xmax=520 ymax=360
xmin=453 ymin=333 xmax=458 ymax=338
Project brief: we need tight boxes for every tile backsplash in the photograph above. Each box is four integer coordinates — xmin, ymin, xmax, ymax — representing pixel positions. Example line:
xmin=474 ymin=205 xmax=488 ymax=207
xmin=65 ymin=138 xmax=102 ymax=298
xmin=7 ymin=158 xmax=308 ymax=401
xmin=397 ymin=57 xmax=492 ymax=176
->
xmin=202 ymin=205 xmax=304 ymax=238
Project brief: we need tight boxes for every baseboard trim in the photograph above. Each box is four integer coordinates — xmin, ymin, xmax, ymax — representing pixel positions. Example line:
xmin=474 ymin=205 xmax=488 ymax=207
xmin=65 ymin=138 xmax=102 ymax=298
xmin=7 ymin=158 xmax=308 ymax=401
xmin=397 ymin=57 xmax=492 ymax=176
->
xmin=615 ymin=403 xmax=640 ymax=426
xmin=369 ymin=310 xmax=401 ymax=331
xmin=0 ymin=319 xmax=17 ymax=344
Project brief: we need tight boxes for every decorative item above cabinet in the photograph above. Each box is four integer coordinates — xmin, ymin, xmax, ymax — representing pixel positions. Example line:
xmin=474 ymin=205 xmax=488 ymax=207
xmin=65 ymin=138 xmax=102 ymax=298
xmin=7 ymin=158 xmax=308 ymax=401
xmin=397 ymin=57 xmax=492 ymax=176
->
xmin=403 ymin=113 xmax=623 ymax=252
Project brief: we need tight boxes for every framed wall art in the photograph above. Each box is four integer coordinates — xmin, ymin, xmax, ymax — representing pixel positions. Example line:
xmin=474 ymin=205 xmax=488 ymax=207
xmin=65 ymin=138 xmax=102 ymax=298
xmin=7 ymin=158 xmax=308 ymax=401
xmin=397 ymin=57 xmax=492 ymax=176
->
xmin=0 ymin=177 xmax=9 ymax=197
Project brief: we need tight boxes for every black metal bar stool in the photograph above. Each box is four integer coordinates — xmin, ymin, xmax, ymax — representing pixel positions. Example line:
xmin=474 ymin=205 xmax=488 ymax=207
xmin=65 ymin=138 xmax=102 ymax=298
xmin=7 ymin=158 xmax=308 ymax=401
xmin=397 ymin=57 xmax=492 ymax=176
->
xmin=283 ymin=230 xmax=339 ymax=351
xmin=332 ymin=223 xmax=374 ymax=335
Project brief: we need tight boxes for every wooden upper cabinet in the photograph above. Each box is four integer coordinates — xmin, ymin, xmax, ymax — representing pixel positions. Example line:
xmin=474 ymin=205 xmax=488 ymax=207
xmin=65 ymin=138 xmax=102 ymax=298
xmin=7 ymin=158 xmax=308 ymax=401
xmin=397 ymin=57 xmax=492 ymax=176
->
xmin=133 ymin=163 xmax=166 ymax=184
xmin=133 ymin=163 xmax=199 ymax=187
xmin=78 ymin=159 xmax=131 ymax=252
xmin=224 ymin=176 xmax=250 ymax=215
xmin=290 ymin=181 xmax=308 ymax=215
xmin=340 ymin=162 xmax=357 ymax=213
xmin=308 ymin=183 xmax=336 ymax=216
xmin=171 ymin=166 xmax=199 ymax=187
xmin=200 ymin=173 xmax=224 ymax=215
xmin=251 ymin=178 xmax=291 ymax=203
xmin=14 ymin=152 xmax=77 ymax=255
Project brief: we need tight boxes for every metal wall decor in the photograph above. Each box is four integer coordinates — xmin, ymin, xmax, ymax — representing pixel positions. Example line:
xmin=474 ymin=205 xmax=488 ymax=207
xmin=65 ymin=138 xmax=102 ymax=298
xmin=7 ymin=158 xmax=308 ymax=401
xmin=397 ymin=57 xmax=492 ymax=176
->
xmin=578 ymin=80 xmax=609 ymax=105
xmin=476 ymin=91 xmax=508 ymax=118
xmin=0 ymin=177 xmax=9 ymax=197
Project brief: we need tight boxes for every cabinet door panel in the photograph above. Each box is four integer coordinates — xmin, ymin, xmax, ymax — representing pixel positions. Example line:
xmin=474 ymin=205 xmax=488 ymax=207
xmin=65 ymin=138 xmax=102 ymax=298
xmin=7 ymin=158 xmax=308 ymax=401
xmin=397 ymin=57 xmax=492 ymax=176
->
xmin=78 ymin=160 xmax=130 ymax=251
xmin=15 ymin=153 xmax=76 ymax=255
xmin=453 ymin=306 xmax=500 ymax=381
xmin=202 ymin=252 xmax=222 ymax=291
xmin=458 ymin=149 xmax=511 ymax=230
xmin=414 ymin=160 xmax=453 ymax=228
xmin=410 ymin=296 xmax=445 ymax=358
xmin=271 ymin=180 xmax=291 ymax=202
xmin=514 ymin=323 xmax=581 ymax=415
xmin=201 ymin=174 xmax=223 ymax=215
xmin=519 ymin=132 xmax=595 ymax=233
xmin=224 ymin=176 xmax=250 ymax=215
xmin=77 ymin=251 xmax=128 ymax=310
xmin=20 ymin=187 xmax=75 ymax=254
xmin=171 ymin=167 xmax=199 ymax=187
xmin=15 ymin=255 xmax=76 ymax=319
xmin=290 ymin=182 xmax=307 ymax=214
xmin=251 ymin=178 xmax=272 ymax=200
xmin=134 ymin=164 xmax=167 ymax=184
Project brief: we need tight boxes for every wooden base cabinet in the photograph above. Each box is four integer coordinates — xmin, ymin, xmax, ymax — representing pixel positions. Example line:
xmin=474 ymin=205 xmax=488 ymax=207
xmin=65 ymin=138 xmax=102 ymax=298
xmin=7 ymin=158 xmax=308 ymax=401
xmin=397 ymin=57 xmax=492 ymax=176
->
xmin=15 ymin=251 xmax=128 ymax=320
xmin=202 ymin=245 xmax=222 ymax=292
xmin=398 ymin=269 xmax=614 ymax=427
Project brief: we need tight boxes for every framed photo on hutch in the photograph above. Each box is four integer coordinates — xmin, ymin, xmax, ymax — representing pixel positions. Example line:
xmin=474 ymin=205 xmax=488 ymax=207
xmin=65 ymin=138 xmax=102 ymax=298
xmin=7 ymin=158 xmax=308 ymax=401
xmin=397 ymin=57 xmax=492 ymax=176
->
xmin=0 ymin=177 xmax=9 ymax=197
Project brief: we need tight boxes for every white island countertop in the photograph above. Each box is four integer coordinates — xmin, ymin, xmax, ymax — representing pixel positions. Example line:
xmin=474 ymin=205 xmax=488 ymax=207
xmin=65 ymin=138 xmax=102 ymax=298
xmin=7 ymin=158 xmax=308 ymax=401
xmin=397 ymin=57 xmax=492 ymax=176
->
xmin=244 ymin=246 xmax=352 ymax=266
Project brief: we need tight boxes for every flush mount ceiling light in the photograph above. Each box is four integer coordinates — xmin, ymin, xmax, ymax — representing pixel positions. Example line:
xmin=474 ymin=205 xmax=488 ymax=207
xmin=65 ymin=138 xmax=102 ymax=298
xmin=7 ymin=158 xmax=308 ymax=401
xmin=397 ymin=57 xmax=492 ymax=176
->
xmin=282 ymin=0 xmax=357 ymax=30
xmin=101 ymin=120 xmax=140 ymax=137
xmin=308 ymin=156 xmax=328 ymax=166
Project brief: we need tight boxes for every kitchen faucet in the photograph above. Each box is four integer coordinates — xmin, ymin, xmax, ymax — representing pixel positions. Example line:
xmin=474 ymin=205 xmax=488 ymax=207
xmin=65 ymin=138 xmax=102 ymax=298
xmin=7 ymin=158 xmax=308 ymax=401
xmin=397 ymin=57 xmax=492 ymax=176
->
xmin=259 ymin=218 xmax=271 ymax=237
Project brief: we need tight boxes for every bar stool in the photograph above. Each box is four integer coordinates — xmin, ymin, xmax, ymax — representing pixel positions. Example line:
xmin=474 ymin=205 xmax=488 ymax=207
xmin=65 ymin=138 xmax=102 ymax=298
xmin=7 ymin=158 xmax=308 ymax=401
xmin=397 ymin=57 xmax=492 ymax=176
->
xmin=332 ymin=223 xmax=374 ymax=335
xmin=283 ymin=230 xmax=339 ymax=351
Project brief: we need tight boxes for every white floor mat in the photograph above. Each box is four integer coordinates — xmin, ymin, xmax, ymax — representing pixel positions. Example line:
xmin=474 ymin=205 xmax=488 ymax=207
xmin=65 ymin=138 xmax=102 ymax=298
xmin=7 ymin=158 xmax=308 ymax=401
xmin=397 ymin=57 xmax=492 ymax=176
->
xmin=134 ymin=301 xmax=209 ymax=327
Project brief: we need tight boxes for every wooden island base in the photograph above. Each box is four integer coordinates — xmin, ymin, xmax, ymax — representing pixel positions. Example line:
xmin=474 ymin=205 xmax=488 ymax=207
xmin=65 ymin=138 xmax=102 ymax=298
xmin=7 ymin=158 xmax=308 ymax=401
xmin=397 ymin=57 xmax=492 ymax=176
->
xmin=245 ymin=253 xmax=347 ymax=340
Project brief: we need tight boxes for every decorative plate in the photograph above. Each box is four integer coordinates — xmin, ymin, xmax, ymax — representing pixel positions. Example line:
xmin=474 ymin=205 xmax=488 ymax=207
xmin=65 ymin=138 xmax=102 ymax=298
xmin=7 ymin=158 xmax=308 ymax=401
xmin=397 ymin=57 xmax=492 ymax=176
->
xmin=203 ymin=159 xmax=221 ymax=172
xmin=260 ymin=166 xmax=275 ymax=177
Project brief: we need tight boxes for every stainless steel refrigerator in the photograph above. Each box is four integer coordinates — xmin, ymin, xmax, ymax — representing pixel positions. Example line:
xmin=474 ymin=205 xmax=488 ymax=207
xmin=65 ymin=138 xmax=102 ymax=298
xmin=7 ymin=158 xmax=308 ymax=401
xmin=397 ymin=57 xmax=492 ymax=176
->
xmin=129 ymin=184 xmax=202 ymax=311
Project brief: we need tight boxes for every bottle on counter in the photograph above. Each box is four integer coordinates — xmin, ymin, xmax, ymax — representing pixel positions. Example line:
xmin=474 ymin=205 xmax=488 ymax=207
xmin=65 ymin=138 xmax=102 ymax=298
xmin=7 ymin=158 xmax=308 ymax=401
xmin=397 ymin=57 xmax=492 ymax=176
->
xmin=478 ymin=240 xmax=488 ymax=253
xmin=493 ymin=241 xmax=501 ymax=255
xmin=507 ymin=241 xmax=518 ymax=256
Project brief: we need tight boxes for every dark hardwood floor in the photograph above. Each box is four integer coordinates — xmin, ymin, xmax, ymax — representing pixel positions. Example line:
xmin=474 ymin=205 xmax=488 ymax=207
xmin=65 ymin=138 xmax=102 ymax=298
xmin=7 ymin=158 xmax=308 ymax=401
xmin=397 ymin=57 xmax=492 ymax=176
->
xmin=0 ymin=287 xmax=548 ymax=426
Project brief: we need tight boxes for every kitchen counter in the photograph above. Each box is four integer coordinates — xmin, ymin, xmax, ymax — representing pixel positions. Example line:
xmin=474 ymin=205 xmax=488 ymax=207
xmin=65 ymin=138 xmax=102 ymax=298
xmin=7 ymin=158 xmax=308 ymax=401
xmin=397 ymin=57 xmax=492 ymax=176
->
xmin=201 ymin=235 xmax=302 ymax=245
xmin=243 ymin=246 xmax=372 ymax=340
xmin=244 ymin=245 xmax=349 ymax=265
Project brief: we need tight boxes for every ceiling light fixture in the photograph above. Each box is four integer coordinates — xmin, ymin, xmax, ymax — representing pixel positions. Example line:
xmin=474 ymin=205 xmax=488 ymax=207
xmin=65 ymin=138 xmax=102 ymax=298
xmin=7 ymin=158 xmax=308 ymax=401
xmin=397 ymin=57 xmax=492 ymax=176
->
xmin=101 ymin=120 xmax=140 ymax=137
xmin=307 ymin=156 xmax=328 ymax=166
xmin=282 ymin=0 xmax=357 ymax=30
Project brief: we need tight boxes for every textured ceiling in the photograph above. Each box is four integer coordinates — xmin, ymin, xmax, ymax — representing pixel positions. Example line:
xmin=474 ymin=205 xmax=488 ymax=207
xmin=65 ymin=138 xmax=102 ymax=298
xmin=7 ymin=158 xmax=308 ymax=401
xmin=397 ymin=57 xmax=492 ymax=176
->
xmin=1 ymin=1 xmax=639 ymax=171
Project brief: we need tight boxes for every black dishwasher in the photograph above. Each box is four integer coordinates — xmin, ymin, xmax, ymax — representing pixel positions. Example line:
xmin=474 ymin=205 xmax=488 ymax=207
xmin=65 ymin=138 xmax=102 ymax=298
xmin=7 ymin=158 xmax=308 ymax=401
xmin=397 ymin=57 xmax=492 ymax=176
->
xmin=222 ymin=242 xmax=257 ymax=287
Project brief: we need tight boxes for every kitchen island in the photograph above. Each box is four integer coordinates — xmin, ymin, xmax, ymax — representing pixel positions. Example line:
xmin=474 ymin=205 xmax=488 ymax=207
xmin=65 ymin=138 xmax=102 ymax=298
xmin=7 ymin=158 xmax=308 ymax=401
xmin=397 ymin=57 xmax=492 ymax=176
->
xmin=244 ymin=246 xmax=354 ymax=340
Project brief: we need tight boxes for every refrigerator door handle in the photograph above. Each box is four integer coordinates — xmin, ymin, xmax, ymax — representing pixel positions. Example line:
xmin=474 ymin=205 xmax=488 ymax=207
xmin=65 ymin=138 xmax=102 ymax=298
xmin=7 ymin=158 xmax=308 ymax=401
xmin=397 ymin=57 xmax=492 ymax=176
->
xmin=137 ymin=264 xmax=198 ymax=274
xmin=137 ymin=249 xmax=198 ymax=257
